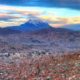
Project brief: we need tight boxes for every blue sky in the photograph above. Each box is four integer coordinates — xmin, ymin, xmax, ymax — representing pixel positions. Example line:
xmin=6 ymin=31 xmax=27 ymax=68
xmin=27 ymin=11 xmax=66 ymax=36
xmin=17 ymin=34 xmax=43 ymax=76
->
xmin=0 ymin=0 xmax=80 ymax=9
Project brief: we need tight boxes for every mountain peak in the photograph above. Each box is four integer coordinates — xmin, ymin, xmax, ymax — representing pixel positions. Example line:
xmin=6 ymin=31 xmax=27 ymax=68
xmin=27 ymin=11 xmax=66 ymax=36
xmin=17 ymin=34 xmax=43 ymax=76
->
xmin=28 ymin=15 xmax=47 ymax=25
xmin=8 ymin=16 xmax=50 ymax=32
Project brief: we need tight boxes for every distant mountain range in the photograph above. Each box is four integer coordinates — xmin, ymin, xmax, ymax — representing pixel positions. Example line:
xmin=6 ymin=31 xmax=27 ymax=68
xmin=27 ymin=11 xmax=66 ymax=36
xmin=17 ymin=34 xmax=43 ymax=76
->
xmin=0 ymin=16 xmax=79 ymax=36
xmin=1 ymin=16 xmax=79 ymax=34
xmin=62 ymin=24 xmax=80 ymax=31
xmin=0 ymin=28 xmax=21 ymax=35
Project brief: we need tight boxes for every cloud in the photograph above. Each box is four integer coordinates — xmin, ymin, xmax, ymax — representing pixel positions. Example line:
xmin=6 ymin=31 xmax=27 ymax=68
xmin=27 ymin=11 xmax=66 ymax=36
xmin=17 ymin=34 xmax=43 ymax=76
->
xmin=0 ymin=5 xmax=80 ymax=28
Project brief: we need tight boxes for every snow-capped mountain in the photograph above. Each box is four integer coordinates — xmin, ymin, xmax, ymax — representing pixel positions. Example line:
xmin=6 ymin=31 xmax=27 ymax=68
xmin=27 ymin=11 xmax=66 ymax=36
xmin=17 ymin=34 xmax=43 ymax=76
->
xmin=9 ymin=16 xmax=50 ymax=32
